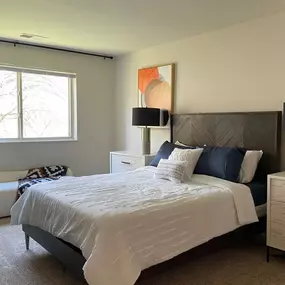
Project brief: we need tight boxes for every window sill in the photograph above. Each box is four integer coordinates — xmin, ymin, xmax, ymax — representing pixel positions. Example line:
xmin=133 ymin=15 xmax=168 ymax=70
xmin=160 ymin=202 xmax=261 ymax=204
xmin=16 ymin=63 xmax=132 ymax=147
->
xmin=0 ymin=138 xmax=78 ymax=143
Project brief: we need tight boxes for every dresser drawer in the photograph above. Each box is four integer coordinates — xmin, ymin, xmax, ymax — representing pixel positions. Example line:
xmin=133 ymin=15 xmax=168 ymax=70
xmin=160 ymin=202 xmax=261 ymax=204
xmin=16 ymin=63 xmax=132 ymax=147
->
xmin=269 ymin=222 xmax=285 ymax=250
xmin=111 ymin=154 xmax=144 ymax=173
xmin=271 ymin=184 xmax=285 ymax=202
xmin=270 ymin=201 xmax=285 ymax=224
xmin=271 ymin=179 xmax=285 ymax=188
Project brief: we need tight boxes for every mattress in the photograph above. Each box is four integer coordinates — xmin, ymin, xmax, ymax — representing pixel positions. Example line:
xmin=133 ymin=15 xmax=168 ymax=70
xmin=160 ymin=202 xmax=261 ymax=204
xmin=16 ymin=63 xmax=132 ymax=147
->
xmin=11 ymin=168 xmax=258 ymax=285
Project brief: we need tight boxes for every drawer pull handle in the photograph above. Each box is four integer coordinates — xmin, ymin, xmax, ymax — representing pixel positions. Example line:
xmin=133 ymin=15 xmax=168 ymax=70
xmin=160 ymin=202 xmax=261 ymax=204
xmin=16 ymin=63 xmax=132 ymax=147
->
xmin=121 ymin=161 xmax=131 ymax=165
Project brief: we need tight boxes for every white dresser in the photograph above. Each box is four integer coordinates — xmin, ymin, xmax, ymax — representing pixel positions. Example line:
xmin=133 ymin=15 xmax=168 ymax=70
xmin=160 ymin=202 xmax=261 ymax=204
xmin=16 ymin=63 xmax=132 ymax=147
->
xmin=267 ymin=171 xmax=285 ymax=261
xmin=110 ymin=151 xmax=155 ymax=173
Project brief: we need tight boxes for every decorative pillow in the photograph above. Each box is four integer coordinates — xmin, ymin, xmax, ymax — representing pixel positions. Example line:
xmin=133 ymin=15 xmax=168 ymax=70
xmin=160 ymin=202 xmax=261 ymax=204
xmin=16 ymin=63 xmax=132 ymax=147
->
xmin=154 ymin=159 xmax=188 ymax=183
xmin=194 ymin=146 xmax=245 ymax=182
xmin=175 ymin=141 xmax=203 ymax=148
xmin=150 ymin=141 xmax=194 ymax=167
xmin=239 ymin=150 xmax=263 ymax=183
xmin=18 ymin=177 xmax=59 ymax=195
xmin=175 ymin=141 xmax=190 ymax=147
xmin=18 ymin=165 xmax=68 ymax=195
xmin=169 ymin=148 xmax=203 ymax=180
xmin=26 ymin=165 xmax=68 ymax=179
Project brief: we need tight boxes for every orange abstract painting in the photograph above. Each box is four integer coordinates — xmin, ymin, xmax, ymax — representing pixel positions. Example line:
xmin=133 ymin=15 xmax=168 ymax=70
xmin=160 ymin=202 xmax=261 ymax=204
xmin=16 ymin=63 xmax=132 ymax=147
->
xmin=138 ymin=67 xmax=159 ymax=95
xmin=138 ymin=64 xmax=174 ymax=112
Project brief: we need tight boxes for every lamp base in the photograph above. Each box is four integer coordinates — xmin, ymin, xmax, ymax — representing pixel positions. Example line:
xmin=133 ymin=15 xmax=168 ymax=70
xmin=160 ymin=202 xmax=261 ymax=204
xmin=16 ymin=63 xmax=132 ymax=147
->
xmin=142 ymin=127 xmax=150 ymax=155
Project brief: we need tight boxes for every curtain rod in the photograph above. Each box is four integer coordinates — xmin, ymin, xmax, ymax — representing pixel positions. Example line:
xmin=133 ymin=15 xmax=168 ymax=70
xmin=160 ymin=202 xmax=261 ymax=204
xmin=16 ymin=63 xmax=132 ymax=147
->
xmin=0 ymin=39 xmax=114 ymax=59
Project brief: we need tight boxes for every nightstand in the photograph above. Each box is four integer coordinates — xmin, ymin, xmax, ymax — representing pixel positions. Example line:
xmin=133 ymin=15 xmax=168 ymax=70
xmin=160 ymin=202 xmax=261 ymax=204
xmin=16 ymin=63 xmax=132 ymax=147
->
xmin=267 ymin=171 xmax=285 ymax=261
xmin=110 ymin=151 xmax=155 ymax=173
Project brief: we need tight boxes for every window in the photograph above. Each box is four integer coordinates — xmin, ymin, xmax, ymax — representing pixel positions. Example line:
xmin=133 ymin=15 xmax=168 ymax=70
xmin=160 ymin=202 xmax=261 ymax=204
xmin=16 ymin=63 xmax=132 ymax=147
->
xmin=0 ymin=66 xmax=77 ymax=142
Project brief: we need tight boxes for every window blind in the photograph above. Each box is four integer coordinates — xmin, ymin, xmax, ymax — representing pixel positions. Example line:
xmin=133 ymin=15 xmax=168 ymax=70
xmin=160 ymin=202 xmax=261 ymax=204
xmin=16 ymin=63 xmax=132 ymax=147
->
xmin=0 ymin=64 xmax=76 ymax=78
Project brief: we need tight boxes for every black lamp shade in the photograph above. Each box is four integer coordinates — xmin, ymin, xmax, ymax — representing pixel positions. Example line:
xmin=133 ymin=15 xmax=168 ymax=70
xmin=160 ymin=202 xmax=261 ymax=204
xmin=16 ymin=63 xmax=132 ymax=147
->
xmin=132 ymin=108 xmax=169 ymax=127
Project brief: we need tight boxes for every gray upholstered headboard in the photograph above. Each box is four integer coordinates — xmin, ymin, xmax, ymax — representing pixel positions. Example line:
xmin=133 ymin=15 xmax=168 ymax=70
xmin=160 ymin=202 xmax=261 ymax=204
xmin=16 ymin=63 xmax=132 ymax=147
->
xmin=170 ymin=111 xmax=282 ymax=176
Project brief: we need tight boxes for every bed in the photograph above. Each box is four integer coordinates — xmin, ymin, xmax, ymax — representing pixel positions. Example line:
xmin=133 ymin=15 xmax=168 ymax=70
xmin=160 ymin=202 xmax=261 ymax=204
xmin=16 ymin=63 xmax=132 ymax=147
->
xmin=10 ymin=111 xmax=281 ymax=285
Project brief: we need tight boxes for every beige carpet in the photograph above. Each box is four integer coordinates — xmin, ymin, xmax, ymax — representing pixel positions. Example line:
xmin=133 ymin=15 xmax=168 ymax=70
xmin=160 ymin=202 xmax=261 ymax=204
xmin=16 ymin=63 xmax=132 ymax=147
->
xmin=1 ymin=218 xmax=285 ymax=285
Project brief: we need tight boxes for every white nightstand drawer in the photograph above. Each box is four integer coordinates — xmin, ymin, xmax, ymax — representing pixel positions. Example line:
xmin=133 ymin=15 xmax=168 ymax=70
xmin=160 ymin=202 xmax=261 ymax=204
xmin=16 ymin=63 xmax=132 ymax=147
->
xmin=111 ymin=154 xmax=144 ymax=173
xmin=271 ymin=185 xmax=285 ymax=202
xmin=271 ymin=179 xmax=285 ymax=188
xmin=110 ymin=151 xmax=155 ymax=174
xmin=267 ymin=172 xmax=285 ymax=256
xmin=270 ymin=201 xmax=285 ymax=224
xmin=269 ymin=222 xmax=285 ymax=250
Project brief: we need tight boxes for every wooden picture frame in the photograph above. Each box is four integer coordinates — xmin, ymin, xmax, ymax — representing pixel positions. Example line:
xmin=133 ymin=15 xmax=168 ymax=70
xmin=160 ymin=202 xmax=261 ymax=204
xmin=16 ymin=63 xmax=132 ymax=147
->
xmin=138 ymin=63 xmax=175 ymax=113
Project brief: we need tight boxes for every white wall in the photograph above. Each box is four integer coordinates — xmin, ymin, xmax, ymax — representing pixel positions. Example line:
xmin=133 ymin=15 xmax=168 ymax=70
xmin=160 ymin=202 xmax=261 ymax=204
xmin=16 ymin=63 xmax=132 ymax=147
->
xmin=114 ymin=11 xmax=285 ymax=154
xmin=0 ymin=43 xmax=115 ymax=175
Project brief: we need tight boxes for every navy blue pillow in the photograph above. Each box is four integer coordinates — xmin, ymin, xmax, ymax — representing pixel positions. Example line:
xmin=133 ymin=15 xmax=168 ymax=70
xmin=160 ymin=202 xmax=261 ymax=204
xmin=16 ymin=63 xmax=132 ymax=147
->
xmin=150 ymin=141 xmax=194 ymax=167
xmin=194 ymin=146 xmax=245 ymax=182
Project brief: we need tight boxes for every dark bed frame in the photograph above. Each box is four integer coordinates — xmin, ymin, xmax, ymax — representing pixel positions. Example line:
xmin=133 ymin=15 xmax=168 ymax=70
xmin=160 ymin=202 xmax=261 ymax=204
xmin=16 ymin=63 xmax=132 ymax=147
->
xmin=22 ymin=111 xmax=282 ymax=281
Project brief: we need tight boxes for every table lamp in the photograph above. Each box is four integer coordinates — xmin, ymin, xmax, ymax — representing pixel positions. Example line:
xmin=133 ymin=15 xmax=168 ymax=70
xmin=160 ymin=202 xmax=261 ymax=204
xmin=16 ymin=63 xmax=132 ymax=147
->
xmin=132 ymin=107 xmax=169 ymax=154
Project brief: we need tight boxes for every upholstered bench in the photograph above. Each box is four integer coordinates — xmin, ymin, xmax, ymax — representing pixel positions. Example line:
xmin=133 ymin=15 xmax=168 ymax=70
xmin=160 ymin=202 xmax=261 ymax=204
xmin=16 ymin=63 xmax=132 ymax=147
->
xmin=0 ymin=168 xmax=73 ymax=218
xmin=0 ymin=171 xmax=26 ymax=218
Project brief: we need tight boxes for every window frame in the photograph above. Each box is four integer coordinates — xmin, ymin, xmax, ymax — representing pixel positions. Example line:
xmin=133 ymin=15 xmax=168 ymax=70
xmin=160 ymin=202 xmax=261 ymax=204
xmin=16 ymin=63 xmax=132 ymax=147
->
xmin=0 ymin=66 xmax=77 ymax=143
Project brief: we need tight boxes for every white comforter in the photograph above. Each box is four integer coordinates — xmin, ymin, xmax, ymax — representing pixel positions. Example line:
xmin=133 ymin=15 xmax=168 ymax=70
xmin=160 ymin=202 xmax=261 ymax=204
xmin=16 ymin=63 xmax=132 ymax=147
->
xmin=11 ymin=167 xmax=258 ymax=285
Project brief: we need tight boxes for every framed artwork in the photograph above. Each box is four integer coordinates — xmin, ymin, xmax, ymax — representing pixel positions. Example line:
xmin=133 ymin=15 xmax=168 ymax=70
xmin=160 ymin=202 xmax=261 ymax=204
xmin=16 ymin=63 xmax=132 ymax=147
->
xmin=138 ymin=63 xmax=175 ymax=113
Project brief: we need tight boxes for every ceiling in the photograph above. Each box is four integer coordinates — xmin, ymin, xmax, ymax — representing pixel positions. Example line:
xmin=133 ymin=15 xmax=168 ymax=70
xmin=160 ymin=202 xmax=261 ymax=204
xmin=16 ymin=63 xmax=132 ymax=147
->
xmin=1 ymin=0 xmax=285 ymax=56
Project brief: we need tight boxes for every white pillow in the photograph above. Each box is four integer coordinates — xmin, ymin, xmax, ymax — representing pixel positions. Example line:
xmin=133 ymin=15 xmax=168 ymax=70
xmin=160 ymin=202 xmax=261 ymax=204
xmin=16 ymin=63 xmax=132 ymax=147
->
xmin=169 ymin=148 xmax=203 ymax=180
xmin=239 ymin=150 xmax=263 ymax=183
xmin=155 ymin=159 xmax=188 ymax=183
xmin=175 ymin=141 xmax=189 ymax=147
